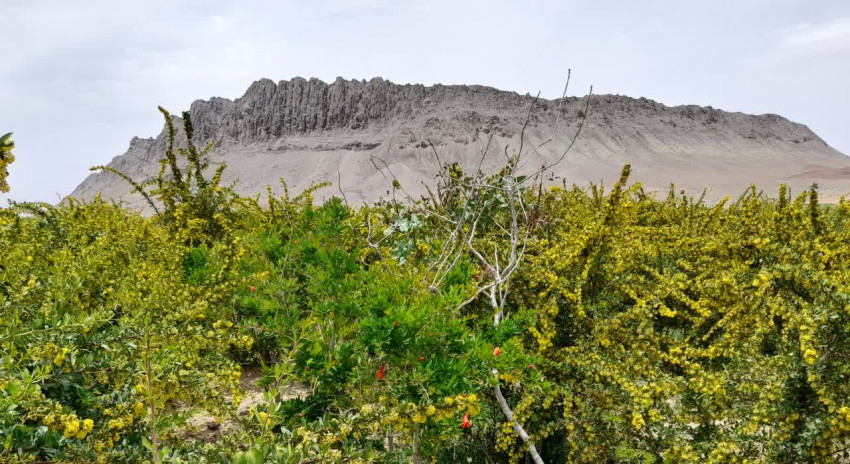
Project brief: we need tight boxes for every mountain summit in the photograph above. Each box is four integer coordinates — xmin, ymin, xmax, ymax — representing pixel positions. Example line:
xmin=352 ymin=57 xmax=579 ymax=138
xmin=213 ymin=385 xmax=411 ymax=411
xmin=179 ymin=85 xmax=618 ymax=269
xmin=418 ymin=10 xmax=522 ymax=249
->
xmin=70 ymin=77 xmax=850 ymax=206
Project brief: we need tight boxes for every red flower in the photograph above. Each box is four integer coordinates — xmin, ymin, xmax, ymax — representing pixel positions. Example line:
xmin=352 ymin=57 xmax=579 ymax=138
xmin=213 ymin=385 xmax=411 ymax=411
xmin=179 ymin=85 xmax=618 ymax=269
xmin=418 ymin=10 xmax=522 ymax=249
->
xmin=419 ymin=357 xmax=425 ymax=362
xmin=248 ymin=286 xmax=257 ymax=292
xmin=529 ymin=364 xmax=535 ymax=369
xmin=493 ymin=347 xmax=501 ymax=357
xmin=461 ymin=412 xmax=472 ymax=429
xmin=376 ymin=364 xmax=386 ymax=380
xmin=294 ymin=240 xmax=299 ymax=245
xmin=393 ymin=321 xmax=398 ymax=327
xmin=305 ymin=366 xmax=310 ymax=371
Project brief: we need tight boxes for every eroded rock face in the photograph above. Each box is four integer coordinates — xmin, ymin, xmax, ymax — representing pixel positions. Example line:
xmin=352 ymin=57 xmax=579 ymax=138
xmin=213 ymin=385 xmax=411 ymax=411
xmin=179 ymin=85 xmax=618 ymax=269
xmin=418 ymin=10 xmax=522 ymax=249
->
xmin=70 ymin=76 xmax=850 ymax=209
xmin=184 ymin=77 xmax=828 ymax=145
xmin=186 ymin=77 xmax=540 ymax=142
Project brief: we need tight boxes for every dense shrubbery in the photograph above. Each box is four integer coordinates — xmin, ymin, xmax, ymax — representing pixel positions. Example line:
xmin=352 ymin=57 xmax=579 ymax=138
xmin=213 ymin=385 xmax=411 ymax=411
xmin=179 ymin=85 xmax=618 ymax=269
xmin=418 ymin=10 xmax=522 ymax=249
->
xmin=2 ymin=114 xmax=850 ymax=463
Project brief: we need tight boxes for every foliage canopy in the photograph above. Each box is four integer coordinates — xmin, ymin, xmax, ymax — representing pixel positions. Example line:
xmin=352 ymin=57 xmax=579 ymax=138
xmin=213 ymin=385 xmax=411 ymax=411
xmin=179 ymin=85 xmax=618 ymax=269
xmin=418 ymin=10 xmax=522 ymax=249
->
xmin=2 ymin=112 xmax=850 ymax=463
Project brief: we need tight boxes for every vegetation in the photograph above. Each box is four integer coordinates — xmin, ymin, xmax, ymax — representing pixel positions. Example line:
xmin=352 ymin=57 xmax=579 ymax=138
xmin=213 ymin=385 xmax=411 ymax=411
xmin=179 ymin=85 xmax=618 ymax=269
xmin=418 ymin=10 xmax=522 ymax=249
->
xmin=2 ymin=111 xmax=850 ymax=463
xmin=0 ymin=133 xmax=14 ymax=193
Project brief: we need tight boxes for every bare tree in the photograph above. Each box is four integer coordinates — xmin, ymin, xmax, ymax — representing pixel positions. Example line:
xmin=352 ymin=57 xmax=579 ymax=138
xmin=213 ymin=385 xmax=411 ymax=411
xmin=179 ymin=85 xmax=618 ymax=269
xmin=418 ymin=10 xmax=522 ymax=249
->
xmin=370 ymin=73 xmax=593 ymax=464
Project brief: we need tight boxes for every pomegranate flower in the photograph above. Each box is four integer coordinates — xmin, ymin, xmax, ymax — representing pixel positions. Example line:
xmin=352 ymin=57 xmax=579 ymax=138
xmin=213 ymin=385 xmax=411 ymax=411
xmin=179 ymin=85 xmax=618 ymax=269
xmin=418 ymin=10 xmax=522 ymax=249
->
xmin=248 ymin=286 xmax=257 ymax=292
xmin=376 ymin=364 xmax=386 ymax=380
xmin=461 ymin=412 xmax=472 ymax=429
xmin=493 ymin=347 xmax=501 ymax=357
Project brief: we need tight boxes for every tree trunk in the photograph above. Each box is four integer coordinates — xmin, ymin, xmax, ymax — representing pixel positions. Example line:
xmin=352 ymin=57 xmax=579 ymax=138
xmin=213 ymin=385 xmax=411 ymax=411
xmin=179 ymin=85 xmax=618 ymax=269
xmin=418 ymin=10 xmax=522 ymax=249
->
xmin=411 ymin=428 xmax=423 ymax=464
xmin=493 ymin=381 xmax=544 ymax=464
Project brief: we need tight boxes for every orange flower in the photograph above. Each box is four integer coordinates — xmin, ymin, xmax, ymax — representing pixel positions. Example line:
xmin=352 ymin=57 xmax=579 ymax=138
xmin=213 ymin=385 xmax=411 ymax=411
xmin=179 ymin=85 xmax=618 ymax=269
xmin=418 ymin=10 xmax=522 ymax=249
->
xmin=376 ymin=364 xmax=386 ymax=380
xmin=493 ymin=347 xmax=501 ymax=357
xmin=461 ymin=412 xmax=472 ymax=429
xmin=419 ymin=356 xmax=425 ymax=362
xmin=248 ymin=286 xmax=257 ymax=292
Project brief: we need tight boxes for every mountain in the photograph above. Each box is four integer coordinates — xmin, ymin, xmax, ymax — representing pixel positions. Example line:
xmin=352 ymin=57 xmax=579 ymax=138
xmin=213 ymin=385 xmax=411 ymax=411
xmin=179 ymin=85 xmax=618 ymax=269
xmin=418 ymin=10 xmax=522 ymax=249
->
xmin=70 ymin=77 xmax=850 ymax=207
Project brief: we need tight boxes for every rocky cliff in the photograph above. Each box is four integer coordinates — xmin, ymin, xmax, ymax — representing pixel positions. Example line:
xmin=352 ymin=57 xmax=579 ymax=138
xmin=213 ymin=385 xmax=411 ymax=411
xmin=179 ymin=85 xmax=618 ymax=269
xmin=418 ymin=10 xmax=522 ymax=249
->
xmin=70 ymin=76 xmax=850 ymax=207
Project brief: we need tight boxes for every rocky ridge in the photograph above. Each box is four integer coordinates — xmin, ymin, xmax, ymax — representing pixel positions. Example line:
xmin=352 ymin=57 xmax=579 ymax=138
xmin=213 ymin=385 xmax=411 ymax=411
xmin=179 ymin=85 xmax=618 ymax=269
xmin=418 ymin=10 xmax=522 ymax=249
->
xmin=71 ymin=76 xmax=850 ymax=207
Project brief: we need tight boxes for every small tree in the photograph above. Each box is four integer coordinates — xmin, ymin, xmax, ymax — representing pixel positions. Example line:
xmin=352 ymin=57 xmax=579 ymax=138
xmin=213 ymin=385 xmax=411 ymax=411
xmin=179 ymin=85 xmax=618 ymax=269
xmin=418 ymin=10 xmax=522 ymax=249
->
xmin=370 ymin=76 xmax=593 ymax=463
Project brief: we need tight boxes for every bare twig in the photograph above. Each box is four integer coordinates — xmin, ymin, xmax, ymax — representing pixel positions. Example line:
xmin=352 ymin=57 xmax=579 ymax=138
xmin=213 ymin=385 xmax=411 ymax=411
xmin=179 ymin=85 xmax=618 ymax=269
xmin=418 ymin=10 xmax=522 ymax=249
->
xmin=516 ymin=92 xmax=541 ymax=161
xmin=427 ymin=139 xmax=443 ymax=169
xmin=337 ymin=163 xmax=349 ymax=206
xmin=526 ymin=86 xmax=594 ymax=181
xmin=516 ymin=69 xmax=572 ymax=172
xmin=365 ymin=214 xmax=387 ymax=261
xmin=478 ymin=132 xmax=496 ymax=174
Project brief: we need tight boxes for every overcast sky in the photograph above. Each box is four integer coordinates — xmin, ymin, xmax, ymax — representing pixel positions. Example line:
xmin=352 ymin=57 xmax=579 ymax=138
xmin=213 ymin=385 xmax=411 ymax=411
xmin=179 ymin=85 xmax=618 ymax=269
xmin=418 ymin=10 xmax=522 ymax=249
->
xmin=2 ymin=0 xmax=849 ymax=203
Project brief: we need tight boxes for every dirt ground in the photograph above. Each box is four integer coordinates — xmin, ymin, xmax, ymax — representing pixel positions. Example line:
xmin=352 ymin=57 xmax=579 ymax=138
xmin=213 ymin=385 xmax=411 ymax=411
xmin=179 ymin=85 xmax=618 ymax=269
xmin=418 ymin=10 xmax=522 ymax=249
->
xmin=179 ymin=366 xmax=309 ymax=442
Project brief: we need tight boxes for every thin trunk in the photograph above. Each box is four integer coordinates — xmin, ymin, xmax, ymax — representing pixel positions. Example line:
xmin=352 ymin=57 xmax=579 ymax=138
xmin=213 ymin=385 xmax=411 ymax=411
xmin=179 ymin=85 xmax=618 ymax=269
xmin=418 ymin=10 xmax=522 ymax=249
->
xmin=411 ymin=428 xmax=423 ymax=464
xmin=493 ymin=281 xmax=544 ymax=463
xmin=145 ymin=334 xmax=160 ymax=464
xmin=493 ymin=381 xmax=544 ymax=464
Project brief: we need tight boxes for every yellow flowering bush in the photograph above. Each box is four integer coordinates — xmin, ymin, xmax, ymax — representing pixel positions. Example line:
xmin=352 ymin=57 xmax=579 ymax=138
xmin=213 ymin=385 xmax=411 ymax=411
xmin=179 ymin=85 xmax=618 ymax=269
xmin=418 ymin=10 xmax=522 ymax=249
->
xmin=0 ymin=200 xmax=248 ymax=462
xmin=513 ymin=181 xmax=850 ymax=463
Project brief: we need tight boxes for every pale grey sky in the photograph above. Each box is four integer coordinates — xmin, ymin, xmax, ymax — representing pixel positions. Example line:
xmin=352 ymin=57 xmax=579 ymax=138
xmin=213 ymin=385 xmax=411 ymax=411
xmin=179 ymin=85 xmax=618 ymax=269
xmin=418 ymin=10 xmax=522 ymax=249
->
xmin=2 ymin=0 xmax=849 ymax=203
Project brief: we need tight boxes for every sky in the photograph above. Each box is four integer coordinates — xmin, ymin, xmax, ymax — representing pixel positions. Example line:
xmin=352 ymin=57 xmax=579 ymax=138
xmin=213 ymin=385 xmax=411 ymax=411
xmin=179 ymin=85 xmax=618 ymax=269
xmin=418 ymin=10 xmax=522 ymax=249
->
xmin=2 ymin=0 xmax=849 ymax=203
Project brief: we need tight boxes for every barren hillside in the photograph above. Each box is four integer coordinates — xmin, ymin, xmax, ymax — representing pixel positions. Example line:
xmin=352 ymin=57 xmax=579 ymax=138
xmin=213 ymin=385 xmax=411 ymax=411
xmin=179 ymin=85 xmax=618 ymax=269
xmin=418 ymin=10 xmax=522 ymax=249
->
xmin=70 ymin=77 xmax=850 ymax=206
